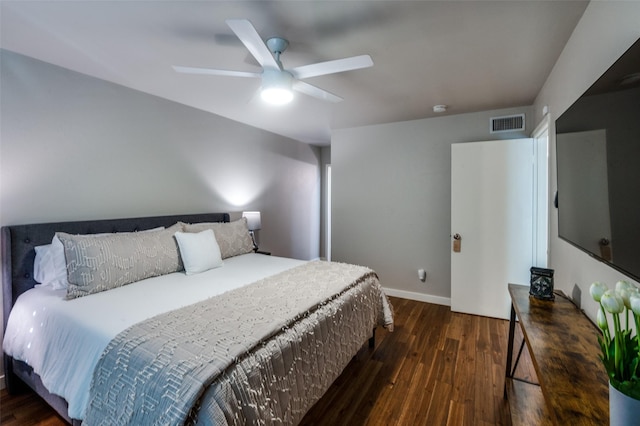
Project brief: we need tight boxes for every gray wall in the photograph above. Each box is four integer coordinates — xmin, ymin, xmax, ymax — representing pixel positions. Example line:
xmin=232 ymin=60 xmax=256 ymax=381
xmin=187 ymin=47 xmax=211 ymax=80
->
xmin=533 ymin=1 xmax=640 ymax=324
xmin=331 ymin=106 xmax=532 ymax=304
xmin=0 ymin=50 xmax=321 ymax=380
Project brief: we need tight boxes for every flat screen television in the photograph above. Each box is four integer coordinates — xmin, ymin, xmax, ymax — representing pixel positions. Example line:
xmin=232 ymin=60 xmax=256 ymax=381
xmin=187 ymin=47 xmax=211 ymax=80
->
xmin=555 ymin=37 xmax=640 ymax=282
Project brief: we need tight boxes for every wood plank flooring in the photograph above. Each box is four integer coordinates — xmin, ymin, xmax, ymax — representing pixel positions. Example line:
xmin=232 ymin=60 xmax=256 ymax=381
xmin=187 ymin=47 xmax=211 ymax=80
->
xmin=1 ymin=297 xmax=536 ymax=425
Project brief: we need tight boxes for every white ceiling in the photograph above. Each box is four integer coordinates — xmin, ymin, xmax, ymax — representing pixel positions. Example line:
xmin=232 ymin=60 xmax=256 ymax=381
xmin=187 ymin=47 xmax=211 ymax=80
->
xmin=0 ymin=1 xmax=588 ymax=146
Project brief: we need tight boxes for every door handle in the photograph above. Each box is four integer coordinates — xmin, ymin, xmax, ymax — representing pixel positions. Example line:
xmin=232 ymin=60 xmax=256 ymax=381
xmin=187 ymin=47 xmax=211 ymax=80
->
xmin=453 ymin=233 xmax=461 ymax=252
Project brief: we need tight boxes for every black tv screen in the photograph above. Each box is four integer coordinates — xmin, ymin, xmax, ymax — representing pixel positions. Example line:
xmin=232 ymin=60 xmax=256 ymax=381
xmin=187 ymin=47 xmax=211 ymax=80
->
xmin=555 ymin=37 xmax=640 ymax=282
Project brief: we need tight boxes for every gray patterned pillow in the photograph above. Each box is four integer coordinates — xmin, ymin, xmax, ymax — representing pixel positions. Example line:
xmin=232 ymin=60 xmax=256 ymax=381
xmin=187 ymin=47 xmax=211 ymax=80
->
xmin=182 ymin=218 xmax=254 ymax=259
xmin=58 ymin=223 xmax=184 ymax=300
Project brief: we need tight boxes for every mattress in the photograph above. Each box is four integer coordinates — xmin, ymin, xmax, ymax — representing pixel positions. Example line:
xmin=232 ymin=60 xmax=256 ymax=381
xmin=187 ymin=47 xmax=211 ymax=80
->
xmin=3 ymin=253 xmax=306 ymax=420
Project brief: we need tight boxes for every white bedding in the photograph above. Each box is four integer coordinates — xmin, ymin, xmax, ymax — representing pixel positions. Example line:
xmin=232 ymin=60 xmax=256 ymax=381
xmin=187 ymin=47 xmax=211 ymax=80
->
xmin=2 ymin=253 xmax=306 ymax=420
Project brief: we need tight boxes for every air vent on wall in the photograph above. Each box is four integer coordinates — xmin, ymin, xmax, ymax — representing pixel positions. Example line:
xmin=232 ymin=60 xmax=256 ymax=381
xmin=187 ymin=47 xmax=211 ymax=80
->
xmin=490 ymin=113 xmax=525 ymax=133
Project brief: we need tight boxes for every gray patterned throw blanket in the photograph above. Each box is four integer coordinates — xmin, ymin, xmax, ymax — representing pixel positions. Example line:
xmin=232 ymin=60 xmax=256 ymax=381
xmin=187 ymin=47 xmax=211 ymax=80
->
xmin=83 ymin=261 xmax=393 ymax=425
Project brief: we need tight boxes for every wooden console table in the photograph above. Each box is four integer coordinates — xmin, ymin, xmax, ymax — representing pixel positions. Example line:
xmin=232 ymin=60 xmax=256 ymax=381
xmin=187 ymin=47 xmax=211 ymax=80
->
xmin=505 ymin=284 xmax=609 ymax=425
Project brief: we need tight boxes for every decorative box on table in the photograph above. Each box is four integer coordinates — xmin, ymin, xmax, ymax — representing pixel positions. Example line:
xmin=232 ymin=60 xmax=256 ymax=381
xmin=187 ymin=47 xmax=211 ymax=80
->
xmin=529 ymin=267 xmax=554 ymax=300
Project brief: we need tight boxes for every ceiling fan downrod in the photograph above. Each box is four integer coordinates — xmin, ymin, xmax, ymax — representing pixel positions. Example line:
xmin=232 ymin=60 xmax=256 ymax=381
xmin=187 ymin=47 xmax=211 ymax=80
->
xmin=266 ymin=37 xmax=289 ymax=65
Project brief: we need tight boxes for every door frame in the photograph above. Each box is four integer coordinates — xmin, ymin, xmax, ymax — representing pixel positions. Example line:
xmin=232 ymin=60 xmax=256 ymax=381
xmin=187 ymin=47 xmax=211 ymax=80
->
xmin=325 ymin=163 xmax=332 ymax=261
xmin=531 ymin=114 xmax=550 ymax=268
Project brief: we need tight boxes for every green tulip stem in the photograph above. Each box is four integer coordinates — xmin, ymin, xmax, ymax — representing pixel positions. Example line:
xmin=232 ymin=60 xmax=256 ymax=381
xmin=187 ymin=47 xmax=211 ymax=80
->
xmin=613 ymin=313 xmax=622 ymax=379
xmin=626 ymin=308 xmax=630 ymax=333
xmin=635 ymin=313 xmax=640 ymax=372
xmin=600 ymin=302 xmax=611 ymax=343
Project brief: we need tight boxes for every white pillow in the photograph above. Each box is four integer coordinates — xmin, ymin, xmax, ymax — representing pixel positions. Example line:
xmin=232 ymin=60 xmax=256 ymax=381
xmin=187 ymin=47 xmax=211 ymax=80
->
xmin=34 ymin=244 xmax=53 ymax=283
xmin=33 ymin=235 xmax=69 ymax=290
xmin=174 ymin=229 xmax=223 ymax=275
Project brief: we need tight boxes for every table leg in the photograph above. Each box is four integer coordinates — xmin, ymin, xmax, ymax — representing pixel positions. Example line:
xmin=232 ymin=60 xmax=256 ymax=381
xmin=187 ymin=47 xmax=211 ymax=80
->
xmin=504 ymin=303 xmax=517 ymax=398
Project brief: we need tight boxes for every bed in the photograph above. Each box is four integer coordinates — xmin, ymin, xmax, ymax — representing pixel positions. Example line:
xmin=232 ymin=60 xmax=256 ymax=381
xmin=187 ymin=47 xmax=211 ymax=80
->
xmin=2 ymin=213 xmax=393 ymax=425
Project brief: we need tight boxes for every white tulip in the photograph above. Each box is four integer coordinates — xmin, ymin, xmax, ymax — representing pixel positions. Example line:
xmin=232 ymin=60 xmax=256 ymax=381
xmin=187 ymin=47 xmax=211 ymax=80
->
xmin=630 ymin=294 xmax=640 ymax=316
xmin=617 ymin=287 xmax=633 ymax=310
xmin=597 ymin=306 xmax=609 ymax=331
xmin=601 ymin=290 xmax=624 ymax=314
xmin=616 ymin=280 xmax=632 ymax=292
xmin=590 ymin=281 xmax=608 ymax=302
xmin=617 ymin=282 xmax=639 ymax=310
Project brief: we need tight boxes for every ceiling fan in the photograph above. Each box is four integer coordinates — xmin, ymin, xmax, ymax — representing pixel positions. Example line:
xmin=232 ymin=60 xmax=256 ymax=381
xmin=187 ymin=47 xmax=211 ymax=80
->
xmin=173 ymin=19 xmax=373 ymax=105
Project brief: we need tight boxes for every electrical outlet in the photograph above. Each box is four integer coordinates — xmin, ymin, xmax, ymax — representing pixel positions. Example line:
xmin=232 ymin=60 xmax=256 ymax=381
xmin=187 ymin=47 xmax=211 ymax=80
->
xmin=418 ymin=269 xmax=426 ymax=282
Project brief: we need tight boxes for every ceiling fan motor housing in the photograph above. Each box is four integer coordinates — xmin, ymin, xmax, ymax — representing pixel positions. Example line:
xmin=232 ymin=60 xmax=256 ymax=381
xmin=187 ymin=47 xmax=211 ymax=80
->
xmin=262 ymin=69 xmax=293 ymax=90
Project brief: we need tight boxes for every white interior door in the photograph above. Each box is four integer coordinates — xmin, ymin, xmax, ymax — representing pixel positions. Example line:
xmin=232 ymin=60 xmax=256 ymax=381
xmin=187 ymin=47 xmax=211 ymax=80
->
xmin=451 ymin=139 xmax=534 ymax=320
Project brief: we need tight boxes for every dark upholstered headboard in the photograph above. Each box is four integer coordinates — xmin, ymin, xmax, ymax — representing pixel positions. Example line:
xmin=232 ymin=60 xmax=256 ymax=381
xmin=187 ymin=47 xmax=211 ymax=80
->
xmin=1 ymin=212 xmax=229 ymax=336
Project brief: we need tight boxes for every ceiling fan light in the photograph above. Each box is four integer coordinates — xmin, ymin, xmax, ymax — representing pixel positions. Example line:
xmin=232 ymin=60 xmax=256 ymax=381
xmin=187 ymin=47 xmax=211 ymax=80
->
xmin=261 ymin=70 xmax=294 ymax=105
xmin=261 ymin=87 xmax=293 ymax=105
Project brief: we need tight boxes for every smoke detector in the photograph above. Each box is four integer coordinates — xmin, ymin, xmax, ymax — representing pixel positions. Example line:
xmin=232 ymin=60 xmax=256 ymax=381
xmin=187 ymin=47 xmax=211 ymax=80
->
xmin=433 ymin=105 xmax=447 ymax=113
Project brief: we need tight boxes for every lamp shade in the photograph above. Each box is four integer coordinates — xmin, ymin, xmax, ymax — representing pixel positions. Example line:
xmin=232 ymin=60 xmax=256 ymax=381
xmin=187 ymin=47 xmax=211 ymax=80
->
xmin=242 ymin=211 xmax=262 ymax=231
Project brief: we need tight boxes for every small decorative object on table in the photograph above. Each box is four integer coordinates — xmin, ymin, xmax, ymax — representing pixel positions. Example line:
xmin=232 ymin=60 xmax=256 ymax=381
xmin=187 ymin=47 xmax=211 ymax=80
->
xmin=590 ymin=280 xmax=640 ymax=425
xmin=529 ymin=267 xmax=555 ymax=300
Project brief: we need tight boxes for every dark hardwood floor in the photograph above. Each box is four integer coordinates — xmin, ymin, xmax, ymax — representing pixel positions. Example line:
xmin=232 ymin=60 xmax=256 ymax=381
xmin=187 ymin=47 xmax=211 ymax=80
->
xmin=1 ymin=297 xmax=535 ymax=425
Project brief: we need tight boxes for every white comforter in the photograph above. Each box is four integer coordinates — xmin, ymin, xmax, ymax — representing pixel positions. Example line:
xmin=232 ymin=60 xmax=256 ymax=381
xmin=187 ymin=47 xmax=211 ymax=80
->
xmin=2 ymin=253 xmax=306 ymax=420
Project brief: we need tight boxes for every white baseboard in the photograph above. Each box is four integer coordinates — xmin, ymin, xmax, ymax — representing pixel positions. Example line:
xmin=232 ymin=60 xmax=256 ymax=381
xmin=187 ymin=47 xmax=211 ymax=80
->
xmin=383 ymin=287 xmax=451 ymax=306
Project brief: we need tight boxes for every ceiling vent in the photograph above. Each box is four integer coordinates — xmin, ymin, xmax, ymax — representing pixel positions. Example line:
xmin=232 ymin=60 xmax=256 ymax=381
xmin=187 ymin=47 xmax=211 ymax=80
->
xmin=490 ymin=113 xmax=525 ymax=133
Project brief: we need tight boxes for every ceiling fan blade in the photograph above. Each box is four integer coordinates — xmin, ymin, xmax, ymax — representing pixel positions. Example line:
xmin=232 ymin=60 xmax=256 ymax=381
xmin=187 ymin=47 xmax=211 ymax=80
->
xmin=293 ymin=81 xmax=343 ymax=103
xmin=291 ymin=55 xmax=373 ymax=80
xmin=173 ymin=65 xmax=260 ymax=78
xmin=225 ymin=19 xmax=281 ymax=70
